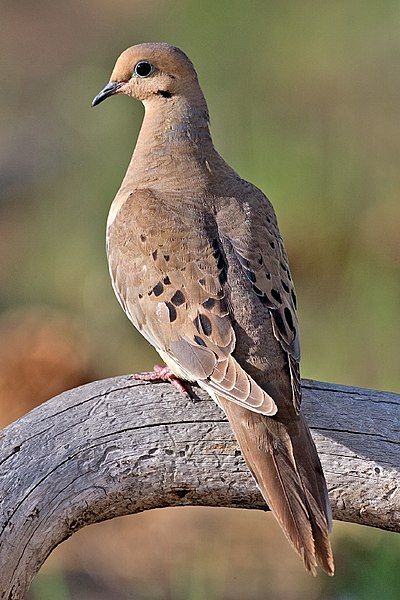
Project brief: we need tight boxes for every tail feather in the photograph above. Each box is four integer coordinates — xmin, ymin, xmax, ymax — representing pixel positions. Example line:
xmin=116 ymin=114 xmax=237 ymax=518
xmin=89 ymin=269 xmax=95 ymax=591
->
xmin=293 ymin=419 xmax=334 ymax=574
xmin=218 ymin=396 xmax=334 ymax=575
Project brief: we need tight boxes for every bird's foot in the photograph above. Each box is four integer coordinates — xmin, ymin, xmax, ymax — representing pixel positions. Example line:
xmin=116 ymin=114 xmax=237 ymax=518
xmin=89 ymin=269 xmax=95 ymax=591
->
xmin=132 ymin=364 xmax=189 ymax=396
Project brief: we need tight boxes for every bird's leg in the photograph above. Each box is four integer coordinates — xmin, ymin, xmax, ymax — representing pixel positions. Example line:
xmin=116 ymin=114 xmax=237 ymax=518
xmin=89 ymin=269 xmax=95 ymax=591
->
xmin=132 ymin=364 xmax=189 ymax=396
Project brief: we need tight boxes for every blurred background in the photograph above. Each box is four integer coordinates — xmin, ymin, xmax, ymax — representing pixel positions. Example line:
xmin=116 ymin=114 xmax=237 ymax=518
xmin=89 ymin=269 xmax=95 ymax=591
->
xmin=1 ymin=1 xmax=399 ymax=598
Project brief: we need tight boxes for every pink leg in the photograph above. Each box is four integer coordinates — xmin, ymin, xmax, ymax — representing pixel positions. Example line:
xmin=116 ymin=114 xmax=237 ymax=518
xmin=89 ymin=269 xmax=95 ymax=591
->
xmin=132 ymin=364 xmax=189 ymax=396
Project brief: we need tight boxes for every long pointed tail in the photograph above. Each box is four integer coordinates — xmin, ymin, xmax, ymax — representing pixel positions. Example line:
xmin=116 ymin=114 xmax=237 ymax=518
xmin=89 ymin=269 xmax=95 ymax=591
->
xmin=218 ymin=396 xmax=334 ymax=575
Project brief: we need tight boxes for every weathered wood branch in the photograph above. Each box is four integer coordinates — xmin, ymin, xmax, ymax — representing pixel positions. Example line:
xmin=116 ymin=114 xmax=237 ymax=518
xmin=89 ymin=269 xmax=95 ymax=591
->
xmin=0 ymin=377 xmax=399 ymax=598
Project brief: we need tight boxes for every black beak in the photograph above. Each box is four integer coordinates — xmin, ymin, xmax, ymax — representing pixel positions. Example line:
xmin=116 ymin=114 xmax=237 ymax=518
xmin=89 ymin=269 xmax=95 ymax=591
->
xmin=91 ymin=81 xmax=121 ymax=107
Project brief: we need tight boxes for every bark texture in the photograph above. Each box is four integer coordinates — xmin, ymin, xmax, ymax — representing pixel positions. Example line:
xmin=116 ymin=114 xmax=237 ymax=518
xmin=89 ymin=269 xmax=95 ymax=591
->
xmin=0 ymin=377 xmax=399 ymax=599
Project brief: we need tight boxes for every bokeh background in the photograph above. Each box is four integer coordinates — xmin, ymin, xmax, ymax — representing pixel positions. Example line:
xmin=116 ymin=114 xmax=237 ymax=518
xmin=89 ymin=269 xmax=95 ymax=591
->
xmin=1 ymin=1 xmax=399 ymax=598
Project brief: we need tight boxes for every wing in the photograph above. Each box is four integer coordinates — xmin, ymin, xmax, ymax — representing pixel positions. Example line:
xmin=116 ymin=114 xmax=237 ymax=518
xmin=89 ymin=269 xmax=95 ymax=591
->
xmin=107 ymin=188 xmax=277 ymax=416
xmin=215 ymin=193 xmax=302 ymax=412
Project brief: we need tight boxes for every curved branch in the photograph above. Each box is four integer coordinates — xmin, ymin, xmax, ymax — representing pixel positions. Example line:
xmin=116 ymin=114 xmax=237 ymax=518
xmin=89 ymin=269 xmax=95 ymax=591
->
xmin=0 ymin=377 xmax=399 ymax=599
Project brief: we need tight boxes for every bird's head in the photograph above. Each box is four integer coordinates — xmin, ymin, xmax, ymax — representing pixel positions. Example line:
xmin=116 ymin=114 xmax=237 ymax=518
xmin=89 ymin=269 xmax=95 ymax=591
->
xmin=92 ymin=42 xmax=200 ymax=107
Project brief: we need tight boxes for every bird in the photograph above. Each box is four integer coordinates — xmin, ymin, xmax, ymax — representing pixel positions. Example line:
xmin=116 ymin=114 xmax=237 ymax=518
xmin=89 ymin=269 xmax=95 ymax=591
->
xmin=92 ymin=42 xmax=334 ymax=575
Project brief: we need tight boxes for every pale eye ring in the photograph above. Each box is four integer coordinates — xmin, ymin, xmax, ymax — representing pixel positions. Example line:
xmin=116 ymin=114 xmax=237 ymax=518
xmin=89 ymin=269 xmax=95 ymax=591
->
xmin=134 ymin=61 xmax=154 ymax=78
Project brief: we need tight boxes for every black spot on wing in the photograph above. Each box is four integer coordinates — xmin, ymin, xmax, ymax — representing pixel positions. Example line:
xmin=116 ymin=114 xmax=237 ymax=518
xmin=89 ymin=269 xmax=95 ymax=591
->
xmin=152 ymin=282 xmax=164 ymax=297
xmin=200 ymin=314 xmax=212 ymax=336
xmin=236 ymin=254 xmax=258 ymax=284
xmin=202 ymin=298 xmax=215 ymax=310
xmin=165 ymin=302 xmax=177 ymax=322
xmin=260 ymin=294 xmax=273 ymax=305
xmin=211 ymin=238 xmax=228 ymax=285
xmin=171 ymin=290 xmax=185 ymax=306
xmin=281 ymin=279 xmax=290 ymax=293
xmin=194 ymin=335 xmax=207 ymax=347
xmin=211 ymin=238 xmax=224 ymax=268
xmin=194 ymin=314 xmax=213 ymax=336
xmin=246 ymin=269 xmax=257 ymax=283
xmin=284 ymin=307 xmax=295 ymax=333
xmin=252 ymin=284 xmax=273 ymax=307
xmin=252 ymin=284 xmax=264 ymax=297
xmin=291 ymin=289 xmax=297 ymax=309
xmin=273 ymin=310 xmax=287 ymax=338
xmin=271 ymin=289 xmax=282 ymax=304
xmin=218 ymin=266 xmax=227 ymax=285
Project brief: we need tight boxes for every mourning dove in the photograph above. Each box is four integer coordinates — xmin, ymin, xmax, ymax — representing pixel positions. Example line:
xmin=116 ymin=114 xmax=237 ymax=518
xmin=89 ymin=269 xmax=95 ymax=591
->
xmin=93 ymin=43 xmax=334 ymax=575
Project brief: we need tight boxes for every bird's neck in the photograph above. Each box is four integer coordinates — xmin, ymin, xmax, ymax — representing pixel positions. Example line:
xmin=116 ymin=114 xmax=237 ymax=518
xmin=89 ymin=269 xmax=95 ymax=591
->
xmin=122 ymin=94 xmax=225 ymax=192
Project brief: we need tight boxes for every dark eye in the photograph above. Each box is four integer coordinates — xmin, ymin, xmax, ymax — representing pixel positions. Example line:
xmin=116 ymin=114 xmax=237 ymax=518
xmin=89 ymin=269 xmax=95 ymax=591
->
xmin=134 ymin=61 xmax=154 ymax=78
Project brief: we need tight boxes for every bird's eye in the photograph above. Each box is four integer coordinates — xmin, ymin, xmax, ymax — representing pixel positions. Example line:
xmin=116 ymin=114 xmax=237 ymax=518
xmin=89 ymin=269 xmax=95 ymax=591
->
xmin=134 ymin=61 xmax=154 ymax=78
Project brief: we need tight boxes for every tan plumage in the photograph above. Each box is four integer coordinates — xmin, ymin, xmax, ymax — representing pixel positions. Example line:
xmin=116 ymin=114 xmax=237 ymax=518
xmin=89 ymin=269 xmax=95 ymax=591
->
xmin=93 ymin=42 xmax=334 ymax=574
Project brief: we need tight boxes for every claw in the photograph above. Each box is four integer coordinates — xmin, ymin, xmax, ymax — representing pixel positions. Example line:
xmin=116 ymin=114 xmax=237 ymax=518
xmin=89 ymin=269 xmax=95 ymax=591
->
xmin=132 ymin=364 xmax=189 ymax=396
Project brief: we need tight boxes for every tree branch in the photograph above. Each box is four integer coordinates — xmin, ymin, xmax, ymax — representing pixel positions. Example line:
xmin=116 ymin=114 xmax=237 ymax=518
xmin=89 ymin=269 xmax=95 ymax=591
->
xmin=0 ymin=377 xmax=399 ymax=599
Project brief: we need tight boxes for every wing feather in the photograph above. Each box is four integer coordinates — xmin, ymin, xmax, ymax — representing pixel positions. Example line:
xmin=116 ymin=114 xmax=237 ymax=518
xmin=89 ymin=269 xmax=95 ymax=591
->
xmin=216 ymin=195 xmax=302 ymax=411
xmin=107 ymin=189 xmax=277 ymax=415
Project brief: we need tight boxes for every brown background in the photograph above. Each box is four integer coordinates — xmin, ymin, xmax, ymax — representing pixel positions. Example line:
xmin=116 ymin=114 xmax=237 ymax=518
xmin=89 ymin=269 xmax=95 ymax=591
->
xmin=1 ymin=2 xmax=399 ymax=598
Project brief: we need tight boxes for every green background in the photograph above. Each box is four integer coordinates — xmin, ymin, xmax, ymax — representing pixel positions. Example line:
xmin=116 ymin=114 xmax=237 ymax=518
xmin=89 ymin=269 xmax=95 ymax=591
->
xmin=1 ymin=1 xmax=399 ymax=598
